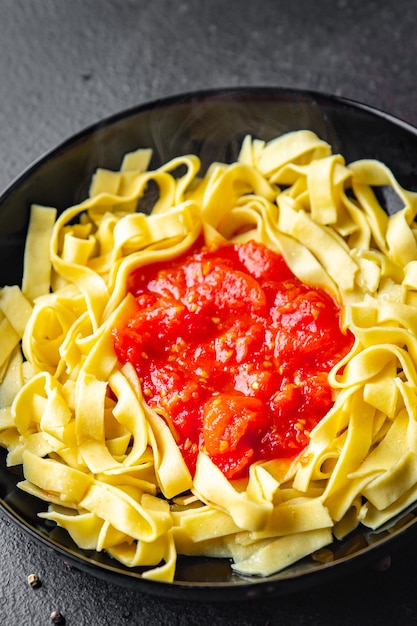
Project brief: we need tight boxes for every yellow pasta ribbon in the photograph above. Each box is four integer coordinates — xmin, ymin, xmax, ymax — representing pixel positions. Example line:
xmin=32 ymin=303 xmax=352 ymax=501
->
xmin=4 ymin=130 xmax=417 ymax=581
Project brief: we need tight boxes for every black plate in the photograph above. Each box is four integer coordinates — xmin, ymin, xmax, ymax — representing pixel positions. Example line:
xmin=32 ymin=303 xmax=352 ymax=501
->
xmin=2 ymin=87 xmax=417 ymax=601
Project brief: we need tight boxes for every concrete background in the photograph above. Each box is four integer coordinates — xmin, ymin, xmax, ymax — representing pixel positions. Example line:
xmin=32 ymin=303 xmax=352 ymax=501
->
xmin=1 ymin=1 xmax=417 ymax=624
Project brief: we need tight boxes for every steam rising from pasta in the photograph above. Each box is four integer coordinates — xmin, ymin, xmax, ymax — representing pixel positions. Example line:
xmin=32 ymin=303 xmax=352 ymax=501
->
xmin=1 ymin=130 xmax=417 ymax=580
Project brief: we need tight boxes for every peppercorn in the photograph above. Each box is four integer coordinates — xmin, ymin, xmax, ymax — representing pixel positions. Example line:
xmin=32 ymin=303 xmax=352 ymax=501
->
xmin=27 ymin=573 xmax=41 ymax=588
xmin=50 ymin=610 xmax=65 ymax=624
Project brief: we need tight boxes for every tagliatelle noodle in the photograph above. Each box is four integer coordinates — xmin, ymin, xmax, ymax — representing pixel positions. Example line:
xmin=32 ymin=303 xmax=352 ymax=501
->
xmin=3 ymin=130 xmax=417 ymax=580
xmin=21 ymin=205 xmax=57 ymax=301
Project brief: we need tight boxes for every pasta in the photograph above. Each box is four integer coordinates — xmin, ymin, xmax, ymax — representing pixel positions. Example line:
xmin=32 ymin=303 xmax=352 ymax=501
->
xmin=1 ymin=129 xmax=417 ymax=582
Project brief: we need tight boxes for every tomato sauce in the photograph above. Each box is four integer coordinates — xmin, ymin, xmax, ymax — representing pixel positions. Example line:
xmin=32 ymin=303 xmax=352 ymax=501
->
xmin=112 ymin=240 xmax=354 ymax=480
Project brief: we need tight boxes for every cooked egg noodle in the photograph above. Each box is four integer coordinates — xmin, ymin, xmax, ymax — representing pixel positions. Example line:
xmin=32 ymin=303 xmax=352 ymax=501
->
xmin=1 ymin=130 xmax=417 ymax=579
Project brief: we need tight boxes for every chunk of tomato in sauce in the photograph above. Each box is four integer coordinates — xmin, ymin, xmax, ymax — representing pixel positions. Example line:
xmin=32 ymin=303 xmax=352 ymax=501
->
xmin=112 ymin=240 xmax=354 ymax=480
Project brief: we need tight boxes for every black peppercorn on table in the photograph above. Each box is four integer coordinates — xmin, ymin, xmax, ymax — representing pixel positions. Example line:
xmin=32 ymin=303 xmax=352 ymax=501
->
xmin=2 ymin=1 xmax=417 ymax=624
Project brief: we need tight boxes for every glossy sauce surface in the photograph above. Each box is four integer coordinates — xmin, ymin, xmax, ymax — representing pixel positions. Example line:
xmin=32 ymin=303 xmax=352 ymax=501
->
xmin=112 ymin=240 xmax=354 ymax=479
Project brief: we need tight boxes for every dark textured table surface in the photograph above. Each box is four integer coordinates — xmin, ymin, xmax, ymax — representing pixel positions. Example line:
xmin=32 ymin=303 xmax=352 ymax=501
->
xmin=2 ymin=1 xmax=417 ymax=624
